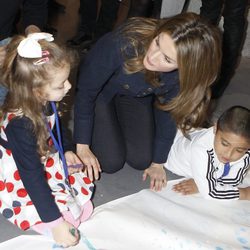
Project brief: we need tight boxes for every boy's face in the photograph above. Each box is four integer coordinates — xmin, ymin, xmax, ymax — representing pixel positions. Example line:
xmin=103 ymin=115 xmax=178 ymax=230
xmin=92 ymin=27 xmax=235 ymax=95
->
xmin=214 ymin=127 xmax=250 ymax=163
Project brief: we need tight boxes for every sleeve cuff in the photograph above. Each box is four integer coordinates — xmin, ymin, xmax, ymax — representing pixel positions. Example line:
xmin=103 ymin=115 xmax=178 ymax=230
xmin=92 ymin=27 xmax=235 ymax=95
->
xmin=152 ymin=140 xmax=172 ymax=164
xmin=43 ymin=216 xmax=64 ymax=229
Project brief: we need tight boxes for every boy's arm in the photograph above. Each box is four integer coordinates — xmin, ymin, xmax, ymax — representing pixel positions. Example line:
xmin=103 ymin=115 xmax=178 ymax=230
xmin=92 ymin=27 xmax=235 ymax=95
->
xmin=239 ymin=187 xmax=250 ymax=200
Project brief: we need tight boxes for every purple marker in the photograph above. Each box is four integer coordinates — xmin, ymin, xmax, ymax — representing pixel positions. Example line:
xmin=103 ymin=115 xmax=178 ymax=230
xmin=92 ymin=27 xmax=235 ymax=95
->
xmin=68 ymin=163 xmax=84 ymax=169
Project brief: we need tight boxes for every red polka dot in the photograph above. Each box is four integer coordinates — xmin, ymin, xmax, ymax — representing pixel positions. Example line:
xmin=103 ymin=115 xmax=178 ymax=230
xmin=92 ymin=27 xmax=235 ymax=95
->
xmin=81 ymin=187 xmax=89 ymax=195
xmin=55 ymin=172 xmax=63 ymax=180
xmin=48 ymin=121 xmax=52 ymax=129
xmin=0 ymin=200 xmax=2 ymax=208
xmin=14 ymin=207 xmax=21 ymax=215
xmin=6 ymin=182 xmax=14 ymax=192
xmin=48 ymin=138 xmax=54 ymax=147
xmin=14 ymin=170 xmax=21 ymax=181
xmin=8 ymin=114 xmax=16 ymax=121
xmin=6 ymin=149 xmax=12 ymax=156
xmin=34 ymin=221 xmax=42 ymax=225
xmin=26 ymin=201 xmax=33 ymax=206
xmin=57 ymin=199 xmax=67 ymax=204
xmin=46 ymin=158 xmax=54 ymax=167
xmin=83 ymin=177 xmax=92 ymax=185
xmin=45 ymin=171 xmax=52 ymax=180
xmin=68 ymin=176 xmax=75 ymax=185
xmin=0 ymin=181 xmax=5 ymax=191
xmin=17 ymin=188 xmax=28 ymax=198
xmin=14 ymin=219 xmax=18 ymax=226
xmin=20 ymin=220 xmax=30 ymax=230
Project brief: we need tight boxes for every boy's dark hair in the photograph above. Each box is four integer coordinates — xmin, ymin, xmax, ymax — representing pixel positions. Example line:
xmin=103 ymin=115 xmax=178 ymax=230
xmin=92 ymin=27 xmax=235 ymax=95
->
xmin=217 ymin=106 xmax=250 ymax=142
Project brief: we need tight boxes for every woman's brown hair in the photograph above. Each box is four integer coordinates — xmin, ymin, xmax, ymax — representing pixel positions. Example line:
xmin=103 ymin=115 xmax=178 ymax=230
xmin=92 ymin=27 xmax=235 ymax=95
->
xmin=0 ymin=35 xmax=74 ymax=156
xmin=119 ymin=12 xmax=222 ymax=134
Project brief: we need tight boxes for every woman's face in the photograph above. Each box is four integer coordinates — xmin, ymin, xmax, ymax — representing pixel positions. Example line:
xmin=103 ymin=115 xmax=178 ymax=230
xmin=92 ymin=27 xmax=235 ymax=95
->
xmin=143 ymin=32 xmax=178 ymax=72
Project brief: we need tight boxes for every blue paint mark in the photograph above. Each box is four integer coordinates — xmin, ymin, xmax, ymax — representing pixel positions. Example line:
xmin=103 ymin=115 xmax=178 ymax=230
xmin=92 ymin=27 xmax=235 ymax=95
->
xmin=237 ymin=237 xmax=248 ymax=244
xmin=81 ymin=233 xmax=97 ymax=250
xmin=215 ymin=247 xmax=223 ymax=250
xmin=243 ymin=247 xmax=250 ymax=250
xmin=161 ymin=229 xmax=167 ymax=235
xmin=52 ymin=243 xmax=63 ymax=249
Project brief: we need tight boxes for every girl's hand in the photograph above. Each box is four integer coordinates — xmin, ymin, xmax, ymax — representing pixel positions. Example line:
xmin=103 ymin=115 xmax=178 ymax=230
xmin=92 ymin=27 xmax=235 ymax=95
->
xmin=65 ymin=151 xmax=84 ymax=175
xmin=143 ymin=163 xmax=167 ymax=192
xmin=77 ymin=144 xmax=101 ymax=181
xmin=51 ymin=221 xmax=79 ymax=248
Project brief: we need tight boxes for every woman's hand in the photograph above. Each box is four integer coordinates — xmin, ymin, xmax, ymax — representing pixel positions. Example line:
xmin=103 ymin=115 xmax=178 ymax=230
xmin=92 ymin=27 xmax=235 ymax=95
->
xmin=65 ymin=151 xmax=84 ymax=175
xmin=143 ymin=163 xmax=167 ymax=192
xmin=51 ymin=221 xmax=79 ymax=248
xmin=77 ymin=144 xmax=101 ymax=181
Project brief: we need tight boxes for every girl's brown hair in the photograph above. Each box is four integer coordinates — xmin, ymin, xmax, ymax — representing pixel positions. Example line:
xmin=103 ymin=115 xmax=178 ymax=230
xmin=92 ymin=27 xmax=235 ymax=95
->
xmin=119 ymin=12 xmax=222 ymax=134
xmin=0 ymin=35 xmax=74 ymax=156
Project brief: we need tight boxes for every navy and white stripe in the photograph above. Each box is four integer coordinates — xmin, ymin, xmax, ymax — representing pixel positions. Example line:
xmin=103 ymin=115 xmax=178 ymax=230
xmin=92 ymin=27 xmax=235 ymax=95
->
xmin=206 ymin=150 xmax=250 ymax=199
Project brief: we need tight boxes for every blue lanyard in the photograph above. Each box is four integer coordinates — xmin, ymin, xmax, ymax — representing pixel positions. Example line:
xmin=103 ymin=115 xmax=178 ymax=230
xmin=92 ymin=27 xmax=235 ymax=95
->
xmin=45 ymin=102 xmax=69 ymax=179
xmin=221 ymin=162 xmax=230 ymax=178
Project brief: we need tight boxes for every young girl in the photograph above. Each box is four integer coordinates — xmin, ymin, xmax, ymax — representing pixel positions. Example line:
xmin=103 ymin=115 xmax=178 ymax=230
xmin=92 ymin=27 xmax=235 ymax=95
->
xmin=0 ymin=33 xmax=94 ymax=247
xmin=73 ymin=12 xmax=222 ymax=191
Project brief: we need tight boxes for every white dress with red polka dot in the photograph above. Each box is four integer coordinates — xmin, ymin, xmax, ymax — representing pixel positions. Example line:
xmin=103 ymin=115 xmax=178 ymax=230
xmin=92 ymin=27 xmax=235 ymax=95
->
xmin=0 ymin=112 xmax=94 ymax=230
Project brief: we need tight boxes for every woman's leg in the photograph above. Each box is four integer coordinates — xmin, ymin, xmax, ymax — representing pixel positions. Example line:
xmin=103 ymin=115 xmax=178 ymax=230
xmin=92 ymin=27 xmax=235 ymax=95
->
xmin=128 ymin=0 xmax=153 ymax=17
xmin=200 ymin=0 xmax=223 ymax=25
xmin=115 ymin=95 xmax=154 ymax=170
xmin=91 ymin=97 xmax=126 ymax=173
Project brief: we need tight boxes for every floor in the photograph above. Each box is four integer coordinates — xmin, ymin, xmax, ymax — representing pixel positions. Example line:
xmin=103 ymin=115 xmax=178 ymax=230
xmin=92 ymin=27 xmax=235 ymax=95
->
xmin=0 ymin=0 xmax=250 ymax=243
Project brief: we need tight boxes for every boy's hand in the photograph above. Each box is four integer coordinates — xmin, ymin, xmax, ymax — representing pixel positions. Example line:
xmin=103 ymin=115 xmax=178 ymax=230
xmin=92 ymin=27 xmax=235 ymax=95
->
xmin=239 ymin=187 xmax=250 ymax=200
xmin=143 ymin=163 xmax=167 ymax=192
xmin=51 ymin=221 xmax=79 ymax=248
xmin=172 ymin=178 xmax=199 ymax=195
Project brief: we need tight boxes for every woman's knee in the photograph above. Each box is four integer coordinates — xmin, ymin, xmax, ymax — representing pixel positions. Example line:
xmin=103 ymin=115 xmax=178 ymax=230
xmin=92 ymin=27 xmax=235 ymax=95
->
xmin=127 ymin=157 xmax=152 ymax=171
xmin=100 ymin=157 xmax=125 ymax=173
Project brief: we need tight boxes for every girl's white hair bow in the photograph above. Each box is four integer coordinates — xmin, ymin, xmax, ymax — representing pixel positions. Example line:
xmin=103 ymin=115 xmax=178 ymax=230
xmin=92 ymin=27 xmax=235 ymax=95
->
xmin=17 ymin=32 xmax=54 ymax=58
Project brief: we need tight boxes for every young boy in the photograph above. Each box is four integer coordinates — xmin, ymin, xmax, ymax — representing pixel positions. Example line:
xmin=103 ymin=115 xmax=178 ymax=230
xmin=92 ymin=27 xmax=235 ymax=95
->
xmin=165 ymin=106 xmax=250 ymax=200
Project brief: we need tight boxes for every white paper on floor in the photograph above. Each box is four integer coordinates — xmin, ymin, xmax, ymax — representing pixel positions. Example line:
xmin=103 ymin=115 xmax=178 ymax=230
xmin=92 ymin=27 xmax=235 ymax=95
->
xmin=0 ymin=179 xmax=249 ymax=250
